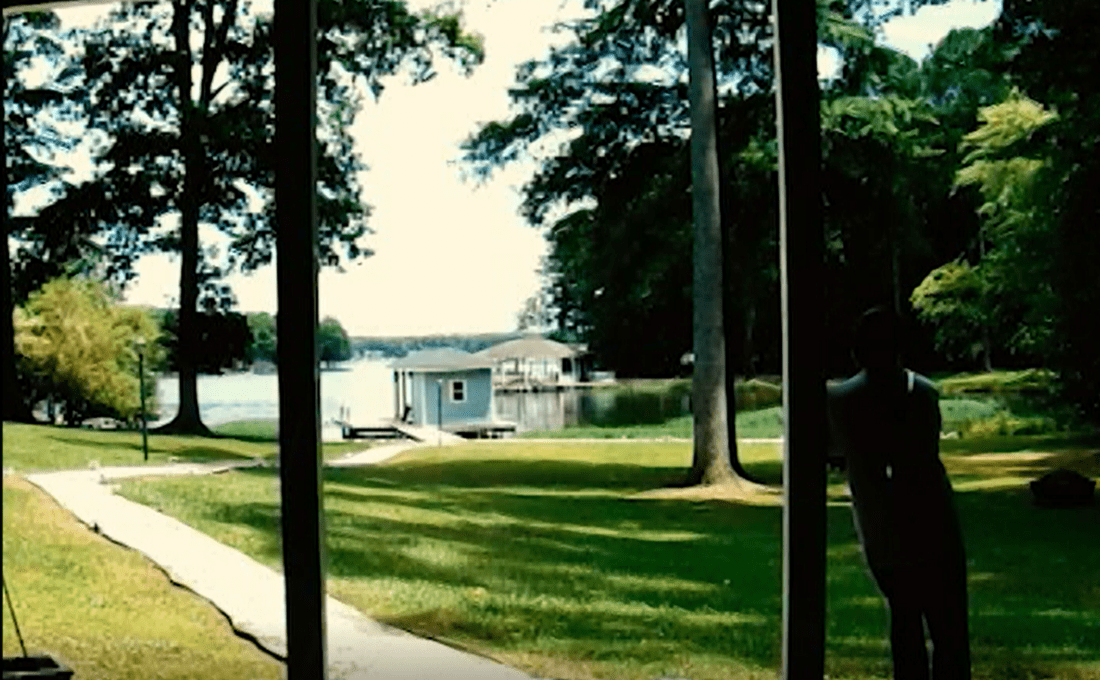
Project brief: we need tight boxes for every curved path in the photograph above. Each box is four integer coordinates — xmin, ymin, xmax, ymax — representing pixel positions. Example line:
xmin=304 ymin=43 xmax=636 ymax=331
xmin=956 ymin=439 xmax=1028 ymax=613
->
xmin=25 ymin=444 xmax=534 ymax=680
xmin=24 ymin=436 xmax=782 ymax=678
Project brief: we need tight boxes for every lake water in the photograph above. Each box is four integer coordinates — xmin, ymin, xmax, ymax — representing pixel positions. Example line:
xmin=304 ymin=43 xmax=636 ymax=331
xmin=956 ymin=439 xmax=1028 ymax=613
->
xmin=153 ymin=358 xmax=692 ymax=434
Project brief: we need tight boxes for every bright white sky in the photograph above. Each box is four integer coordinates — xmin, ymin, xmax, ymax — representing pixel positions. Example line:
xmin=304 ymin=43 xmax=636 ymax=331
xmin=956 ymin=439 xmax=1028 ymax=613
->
xmin=47 ymin=0 xmax=1000 ymax=337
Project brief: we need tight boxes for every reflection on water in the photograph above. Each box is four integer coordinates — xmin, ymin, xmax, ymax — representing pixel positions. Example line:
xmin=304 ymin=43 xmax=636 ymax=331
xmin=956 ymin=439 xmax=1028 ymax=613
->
xmin=154 ymin=359 xmax=693 ymax=433
xmin=495 ymin=387 xmax=692 ymax=433
xmin=154 ymin=359 xmax=394 ymax=427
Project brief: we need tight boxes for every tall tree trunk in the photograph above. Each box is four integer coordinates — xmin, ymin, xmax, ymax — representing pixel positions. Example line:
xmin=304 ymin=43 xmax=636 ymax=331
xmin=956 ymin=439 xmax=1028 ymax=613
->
xmin=3 ymin=231 xmax=33 ymax=423
xmin=2 ymin=54 xmax=33 ymax=423
xmin=743 ymin=300 xmax=757 ymax=378
xmin=156 ymin=0 xmax=211 ymax=436
xmin=685 ymin=0 xmax=738 ymax=486
xmin=720 ymin=179 xmax=760 ymax=481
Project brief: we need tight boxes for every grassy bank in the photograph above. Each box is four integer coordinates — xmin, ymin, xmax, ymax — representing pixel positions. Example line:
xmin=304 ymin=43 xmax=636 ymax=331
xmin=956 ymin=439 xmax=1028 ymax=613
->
xmin=1 ymin=420 xmax=365 ymax=473
xmin=116 ymin=438 xmax=1100 ymax=680
xmin=521 ymin=399 xmax=1043 ymax=440
xmin=521 ymin=368 xmax=1076 ymax=440
xmin=1 ymin=474 xmax=283 ymax=679
xmin=521 ymin=407 xmax=786 ymax=440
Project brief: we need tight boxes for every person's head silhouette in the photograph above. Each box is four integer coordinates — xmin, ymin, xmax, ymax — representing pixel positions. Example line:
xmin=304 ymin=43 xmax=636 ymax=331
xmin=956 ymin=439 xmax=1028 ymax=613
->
xmin=852 ymin=306 xmax=901 ymax=373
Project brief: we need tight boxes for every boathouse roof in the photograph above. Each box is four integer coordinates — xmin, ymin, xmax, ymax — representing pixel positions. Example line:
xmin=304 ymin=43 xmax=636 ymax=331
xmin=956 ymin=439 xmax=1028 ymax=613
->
xmin=475 ymin=335 xmax=575 ymax=361
xmin=390 ymin=348 xmax=494 ymax=372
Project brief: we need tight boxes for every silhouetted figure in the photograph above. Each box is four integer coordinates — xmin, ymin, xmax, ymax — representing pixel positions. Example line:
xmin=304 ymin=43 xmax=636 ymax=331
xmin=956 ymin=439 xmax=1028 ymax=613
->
xmin=827 ymin=307 xmax=970 ymax=680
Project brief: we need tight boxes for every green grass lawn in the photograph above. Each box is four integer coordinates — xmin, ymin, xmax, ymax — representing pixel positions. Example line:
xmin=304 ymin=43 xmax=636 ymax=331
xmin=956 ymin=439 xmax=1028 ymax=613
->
xmin=1 ymin=420 xmax=366 ymax=473
xmin=523 ymin=398 xmax=1041 ymax=441
xmin=114 ymin=438 xmax=1100 ymax=680
xmin=522 ymin=408 xmax=786 ymax=440
xmin=531 ymin=369 xmax=1074 ymax=441
xmin=2 ymin=474 xmax=283 ymax=679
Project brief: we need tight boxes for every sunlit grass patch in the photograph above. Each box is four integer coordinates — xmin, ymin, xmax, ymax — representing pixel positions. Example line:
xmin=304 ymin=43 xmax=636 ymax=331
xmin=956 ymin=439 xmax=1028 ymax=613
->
xmin=1 ymin=475 xmax=282 ymax=679
xmin=211 ymin=418 xmax=280 ymax=442
xmin=1 ymin=421 xmax=366 ymax=473
xmin=114 ymin=438 xmax=1100 ymax=679
xmin=937 ymin=369 xmax=1055 ymax=396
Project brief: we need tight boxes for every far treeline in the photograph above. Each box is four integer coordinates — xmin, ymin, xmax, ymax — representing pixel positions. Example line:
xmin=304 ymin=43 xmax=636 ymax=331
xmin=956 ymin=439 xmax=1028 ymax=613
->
xmin=153 ymin=310 xmax=355 ymax=372
xmin=352 ymin=332 xmax=528 ymax=359
xmin=465 ymin=0 xmax=1100 ymax=423
xmin=154 ymin=311 xmax=521 ymax=370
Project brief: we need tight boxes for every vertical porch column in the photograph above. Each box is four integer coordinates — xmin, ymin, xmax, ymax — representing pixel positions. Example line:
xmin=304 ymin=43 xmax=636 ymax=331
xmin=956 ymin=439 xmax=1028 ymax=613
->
xmin=772 ymin=0 xmax=827 ymax=677
xmin=274 ymin=0 xmax=327 ymax=677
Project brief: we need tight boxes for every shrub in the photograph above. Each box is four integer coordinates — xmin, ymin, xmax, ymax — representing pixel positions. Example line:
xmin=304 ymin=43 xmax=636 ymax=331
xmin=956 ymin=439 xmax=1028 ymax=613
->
xmin=15 ymin=277 xmax=161 ymax=425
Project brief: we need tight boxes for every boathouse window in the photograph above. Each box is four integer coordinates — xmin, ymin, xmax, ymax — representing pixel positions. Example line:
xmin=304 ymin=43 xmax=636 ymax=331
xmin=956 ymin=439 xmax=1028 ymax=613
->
xmin=450 ymin=380 xmax=466 ymax=403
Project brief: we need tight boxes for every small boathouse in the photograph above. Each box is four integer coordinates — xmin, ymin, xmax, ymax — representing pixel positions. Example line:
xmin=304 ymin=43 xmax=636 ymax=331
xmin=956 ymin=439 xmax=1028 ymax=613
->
xmin=390 ymin=348 xmax=515 ymax=437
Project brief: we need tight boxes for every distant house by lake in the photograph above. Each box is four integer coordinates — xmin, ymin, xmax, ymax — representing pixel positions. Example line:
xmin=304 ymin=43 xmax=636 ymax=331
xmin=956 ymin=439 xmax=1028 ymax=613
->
xmin=390 ymin=348 xmax=513 ymax=436
xmin=474 ymin=335 xmax=590 ymax=390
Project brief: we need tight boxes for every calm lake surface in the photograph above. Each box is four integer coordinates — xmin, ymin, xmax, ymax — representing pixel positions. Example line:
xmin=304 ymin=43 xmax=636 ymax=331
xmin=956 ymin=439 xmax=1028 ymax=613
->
xmin=153 ymin=358 xmax=692 ymax=433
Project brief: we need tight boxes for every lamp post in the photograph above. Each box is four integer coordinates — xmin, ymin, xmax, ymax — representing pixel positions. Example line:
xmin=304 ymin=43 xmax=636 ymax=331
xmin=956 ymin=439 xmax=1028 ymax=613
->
xmin=136 ymin=337 xmax=149 ymax=462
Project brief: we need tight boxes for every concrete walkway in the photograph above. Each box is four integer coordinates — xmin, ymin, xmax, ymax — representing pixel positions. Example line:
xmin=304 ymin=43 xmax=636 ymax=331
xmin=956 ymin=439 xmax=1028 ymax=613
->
xmin=25 ymin=448 xmax=534 ymax=680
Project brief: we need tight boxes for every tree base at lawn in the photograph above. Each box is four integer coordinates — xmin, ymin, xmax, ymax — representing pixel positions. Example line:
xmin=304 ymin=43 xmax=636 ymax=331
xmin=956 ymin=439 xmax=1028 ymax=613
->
xmin=153 ymin=413 xmax=215 ymax=437
xmin=636 ymin=479 xmax=781 ymax=504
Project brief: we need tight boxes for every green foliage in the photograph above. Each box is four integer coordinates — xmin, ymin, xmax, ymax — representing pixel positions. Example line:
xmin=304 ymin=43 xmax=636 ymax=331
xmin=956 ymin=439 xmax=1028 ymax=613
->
xmin=910 ymin=260 xmax=987 ymax=363
xmin=156 ymin=309 xmax=253 ymax=375
xmin=463 ymin=0 xmax=1019 ymax=380
xmin=318 ymin=316 xmax=352 ymax=365
xmin=912 ymin=90 xmax=1059 ymax=369
xmin=954 ymin=90 xmax=1056 ymax=242
xmin=246 ymin=311 xmax=277 ymax=364
xmin=14 ymin=278 xmax=160 ymax=425
xmin=4 ymin=12 xmax=142 ymax=302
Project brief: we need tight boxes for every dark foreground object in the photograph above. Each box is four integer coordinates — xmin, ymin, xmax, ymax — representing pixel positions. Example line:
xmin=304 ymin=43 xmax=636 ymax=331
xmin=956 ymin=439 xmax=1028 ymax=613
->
xmin=3 ymin=656 xmax=74 ymax=680
xmin=1030 ymin=469 xmax=1096 ymax=507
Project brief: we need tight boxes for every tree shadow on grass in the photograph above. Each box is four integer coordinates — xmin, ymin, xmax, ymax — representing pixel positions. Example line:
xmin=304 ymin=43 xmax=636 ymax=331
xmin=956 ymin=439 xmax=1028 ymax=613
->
xmin=147 ymin=454 xmax=1100 ymax=677
xmin=223 ymin=462 xmax=787 ymax=667
xmin=42 ymin=432 xmax=262 ymax=462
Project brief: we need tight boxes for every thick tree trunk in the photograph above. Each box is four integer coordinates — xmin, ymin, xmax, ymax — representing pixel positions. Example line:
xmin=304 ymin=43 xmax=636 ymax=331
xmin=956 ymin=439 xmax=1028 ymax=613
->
xmin=2 ymin=64 xmax=33 ymax=423
xmin=155 ymin=190 xmax=210 ymax=435
xmin=743 ymin=301 xmax=757 ymax=378
xmin=3 ymin=232 xmax=33 ymax=423
xmin=685 ymin=0 xmax=737 ymax=487
xmin=156 ymin=0 xmax=211 ymax=436
xmin=720 ymin=182 xmax=760 ymax=481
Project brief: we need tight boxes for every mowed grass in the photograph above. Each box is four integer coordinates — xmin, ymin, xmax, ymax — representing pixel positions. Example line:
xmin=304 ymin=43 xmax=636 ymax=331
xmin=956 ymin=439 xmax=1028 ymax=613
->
xmin=1 ymin=420 xmax=366 ymax=473
xmin=524 ymin=399 xmax=1019 ymax=440
xmin=1 ymin=474 xmax=283 ymax=679
xmin=117 ymin=439 xmax=1100 ymax=680
xmin=522 ymin=408 xmax=786 ymax=440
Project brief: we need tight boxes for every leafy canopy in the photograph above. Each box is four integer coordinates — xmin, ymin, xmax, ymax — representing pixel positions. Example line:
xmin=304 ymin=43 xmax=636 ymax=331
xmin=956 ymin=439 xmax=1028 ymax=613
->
xmin=15 ymin=277 xmax=161 ymax=424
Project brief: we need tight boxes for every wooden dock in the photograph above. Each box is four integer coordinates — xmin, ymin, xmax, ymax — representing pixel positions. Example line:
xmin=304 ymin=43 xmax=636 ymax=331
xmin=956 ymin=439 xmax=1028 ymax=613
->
xmin=443 ymin=420 xmax=518 ymax=439
xmin=336 ymin=421 xmax=409 ymax=441
xmin=336 ymin=420 xmax=466 ymax=444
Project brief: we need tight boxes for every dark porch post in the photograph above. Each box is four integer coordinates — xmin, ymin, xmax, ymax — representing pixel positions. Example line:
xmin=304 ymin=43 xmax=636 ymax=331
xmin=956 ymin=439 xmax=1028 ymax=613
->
xmin=772 ymin=0 xmax=827 ymax=677
xmin=274 ymin=0 xmax=327 ymax=678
